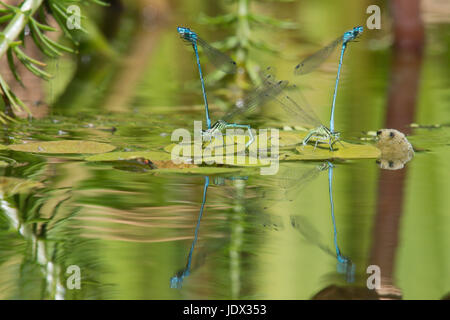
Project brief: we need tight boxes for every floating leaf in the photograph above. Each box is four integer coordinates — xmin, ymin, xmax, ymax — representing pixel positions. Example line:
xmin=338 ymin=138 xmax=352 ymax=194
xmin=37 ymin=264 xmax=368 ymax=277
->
xmin=85 ymin=150 xmax=263 ymax=175
xmin=279 ymin=141 xmax=380 ymax=160
xmin=278 ymin=131 xmax=306 ymax=147
xmin=153 ymin=166 xmax=247 ymax=175
xmin=164 ymin=134 xmax=248 ymax=157
xmin=85 ymin=151 xmax=172 ymax=162
xmin=9 ymin=140 xmax=116 ymax=154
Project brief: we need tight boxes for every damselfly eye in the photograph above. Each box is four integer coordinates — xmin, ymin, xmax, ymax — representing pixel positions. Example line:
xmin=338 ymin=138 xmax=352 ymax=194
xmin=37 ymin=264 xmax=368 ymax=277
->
xmin=389 ymin=161 xmax=394 ymax=168
xmin=389 ymin=131 xmax=395 ymax=138
xmin=376 ymin=130 xmax=382 ymax=136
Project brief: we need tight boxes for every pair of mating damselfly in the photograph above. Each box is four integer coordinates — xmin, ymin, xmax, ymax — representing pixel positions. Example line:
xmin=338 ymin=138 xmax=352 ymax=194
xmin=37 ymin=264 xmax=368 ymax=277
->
xmin=178 ymin=27 xmax=288 ymax=148
xmin=178 ymin=26 xmax=363 ymax=150
xmin=293 ymin=26 xmax=363 ymax=148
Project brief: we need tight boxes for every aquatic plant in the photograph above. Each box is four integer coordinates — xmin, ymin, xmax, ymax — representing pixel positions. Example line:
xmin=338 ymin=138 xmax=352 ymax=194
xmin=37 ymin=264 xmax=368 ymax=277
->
xmin=0 ymin=0 xmax=107 ymax=122
xmin=200 ymin=0 xmax=297 ymax=86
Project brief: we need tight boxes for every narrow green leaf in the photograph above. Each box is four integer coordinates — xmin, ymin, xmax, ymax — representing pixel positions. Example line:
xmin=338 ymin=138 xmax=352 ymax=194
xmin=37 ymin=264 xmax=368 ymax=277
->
xmin=29 ymin=22 xmax=58 ymax=57
xmin=29 ymin=19 xmax=62 ymax=56
xmin=31 ymin=18 xmax=57 ymax=32
xmin=43 ymin=34 xmax=74 ymax=53
xmin=0 ymin=12 xmax=13 ymax=23
xmin=13 ymin=46 xmax=47 ymax=66
xmin=88 ymin=0 xmax=110 ymax=6
xmin=50 ymin=6 xmax=77 ymax=44
xmin=6 ymin=47 xmax=23 ymax=86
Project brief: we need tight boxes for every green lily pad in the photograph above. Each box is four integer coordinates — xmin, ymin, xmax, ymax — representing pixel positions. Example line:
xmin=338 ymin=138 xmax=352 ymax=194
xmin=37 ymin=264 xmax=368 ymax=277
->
xmin=153 ymin=166 xmax=247 ymax=175
xmin=278 ymin=131 xmax=307 ymax=147
xmin=85 ymin=149 xmax=266 ymax=175
xmin=164 ymin=134 xmax=249 ymax=156
xmin=202 ymin=154 xmax=271 ymax=167
xmin=85 ymin=151 xmax=172 ymax=162
xmin=279 ymin=141 xmax=380 ymax=160
xmin=9 ymin=140 xmax=116 ymax=154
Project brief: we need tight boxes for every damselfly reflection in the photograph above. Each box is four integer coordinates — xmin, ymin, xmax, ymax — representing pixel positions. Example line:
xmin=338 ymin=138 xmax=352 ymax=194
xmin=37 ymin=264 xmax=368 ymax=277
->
xmin=170 ymin=175 xmax=253 ymax=289
xmin=261 ymin=162 xmax=330 ymax=210
xmin=290 ymin=163 xmax=355 ymax=282
xmin=170 ymin=176 xmax=210 ymax=289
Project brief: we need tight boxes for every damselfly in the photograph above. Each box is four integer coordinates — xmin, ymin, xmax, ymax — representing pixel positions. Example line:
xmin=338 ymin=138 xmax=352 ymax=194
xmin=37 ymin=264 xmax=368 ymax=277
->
xmin=290 ymin=162 xmax=354 ymax=282
xmin=202 ymin=70 xmax=288 ymax=148
xmin=275 ymin=85 xmax=343 ymax=150
xmin=177 ymin=27 xmax=237 ymax=130
xmin=294 ymin=26 xmax=363 ymax=132
xmin=170 ymin=176 xmax=210 ymax=289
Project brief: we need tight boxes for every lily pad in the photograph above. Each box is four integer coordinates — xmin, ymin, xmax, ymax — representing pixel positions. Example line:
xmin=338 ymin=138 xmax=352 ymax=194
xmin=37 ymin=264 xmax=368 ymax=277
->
xmin=85 ymin=149 xmax=264 ymax=175
xmin=202 ymin=154 xmax=272 ymax=167
xmin=278 ymin=131 xmax=307 ymax=147
xmin=153 ymin=166 xmax=247 ymax=175
xmin=279 ymin=141 xmax=380 ymax=160
xmin=85 ymin=151 xmax=172 ymax=162
xmin=9 ymin=140 xmax=116 ymax=154
xmin=164 ymin=134 xmax=249 ymax=157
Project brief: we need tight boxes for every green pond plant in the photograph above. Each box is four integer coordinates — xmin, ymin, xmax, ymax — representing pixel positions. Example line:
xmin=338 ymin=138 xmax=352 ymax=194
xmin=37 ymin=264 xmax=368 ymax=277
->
xmin=0 ymin=0 xmax=107 ymax=122
xmin=200 ymin=0 xmax=297 ymax=86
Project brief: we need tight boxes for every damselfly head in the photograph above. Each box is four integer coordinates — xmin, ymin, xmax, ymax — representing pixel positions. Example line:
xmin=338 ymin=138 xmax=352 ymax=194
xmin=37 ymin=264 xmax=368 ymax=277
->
xmin=344 ymin=26 xmax=363 ymax=43
xmin=352 ymin=26 xmax=363 ymax=38
xmin=177 ymin=26 xmax=190 ymax=34
xmin=177 ymin=26 xmax=196 ymax=42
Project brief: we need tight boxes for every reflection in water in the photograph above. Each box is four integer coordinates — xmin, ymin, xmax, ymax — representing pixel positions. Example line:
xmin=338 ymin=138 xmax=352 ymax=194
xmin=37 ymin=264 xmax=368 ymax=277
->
xmin=262 ymin=162 xmax=329 ymax=210
xmin=367 ymin=0 xmax=425 ymax=298
xmin=170 ymin=175 xmax=250 ymax=291
xmin=1 ymin=186 xmax=71 ymax=299
xmin=376 ymin=129 xmax=414 ymax=170
xmin=290 ymin=162 xmax=355 ymax=283
xmin=170 ymin=176 xmax=210 ymax=289
xmin=327 ymin=163 xmax=355 ymax=283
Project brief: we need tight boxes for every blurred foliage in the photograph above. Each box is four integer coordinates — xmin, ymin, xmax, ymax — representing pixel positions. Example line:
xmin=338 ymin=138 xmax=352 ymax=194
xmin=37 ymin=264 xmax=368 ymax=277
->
xmin=199 ymin=0 xmax=297 ymax=86
xmin=0 ymin=0 xmax=108 ymax=122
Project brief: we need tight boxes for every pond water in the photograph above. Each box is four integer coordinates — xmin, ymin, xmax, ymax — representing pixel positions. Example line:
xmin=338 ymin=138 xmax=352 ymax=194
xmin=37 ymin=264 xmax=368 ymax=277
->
xmin=0 ymin=1 xmax=449 ymax=300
